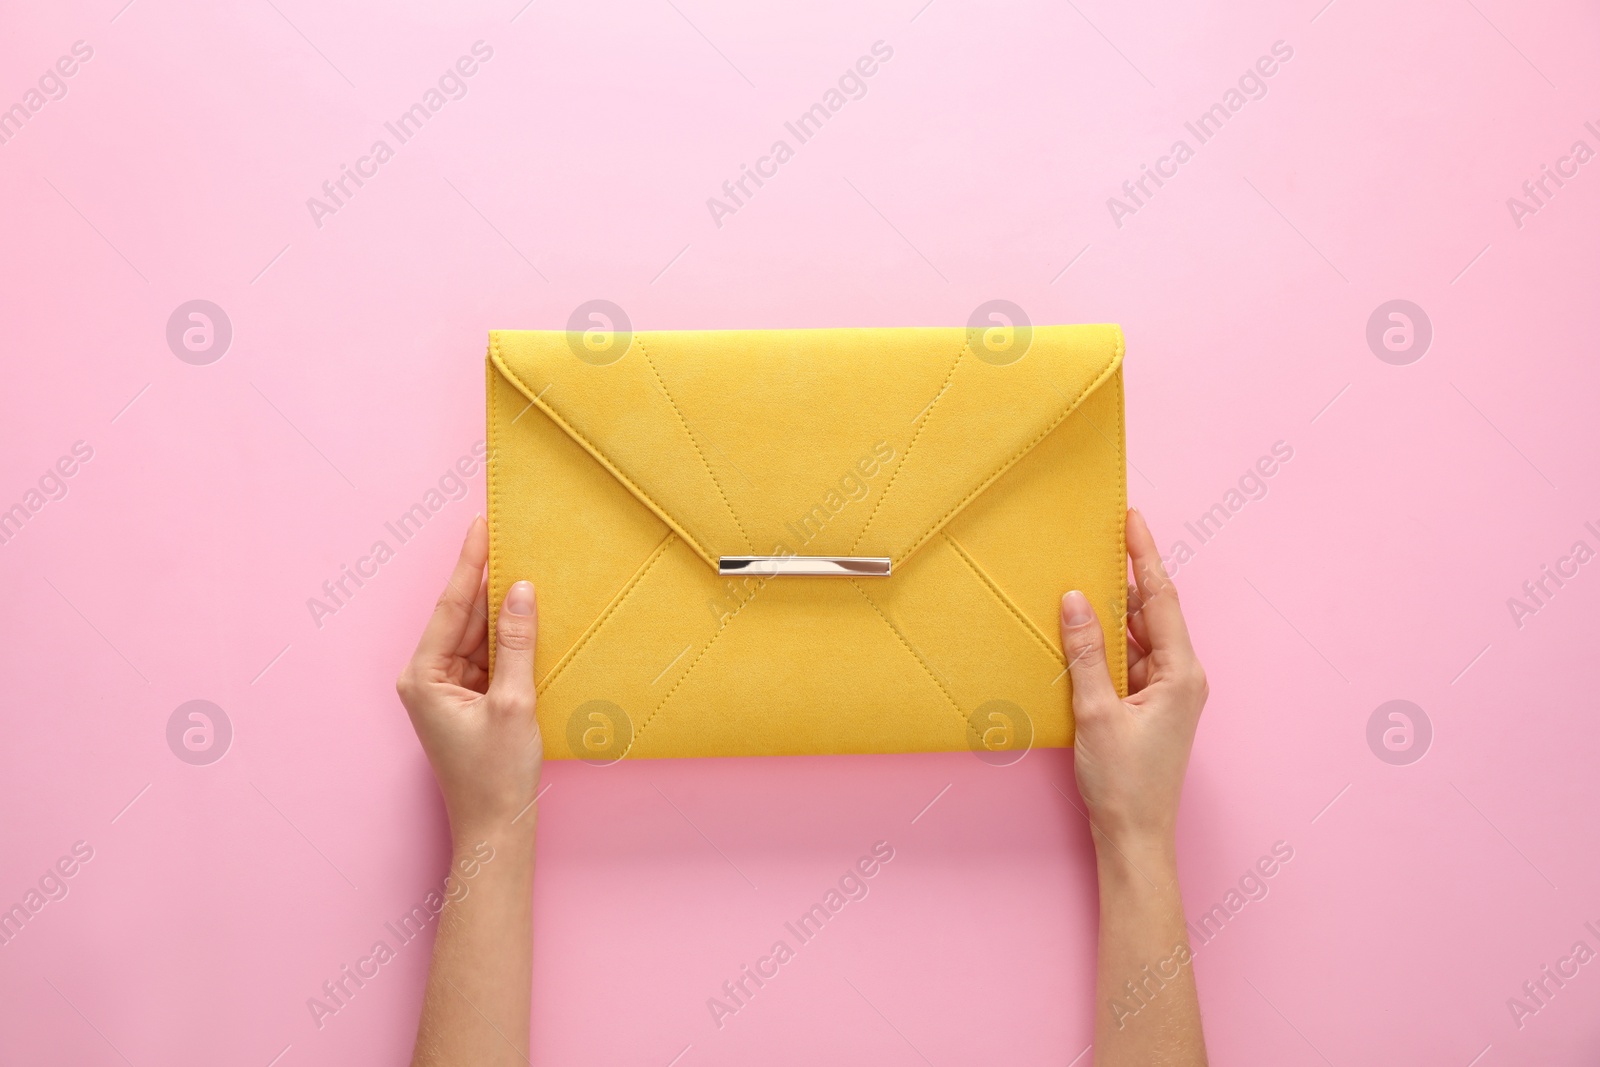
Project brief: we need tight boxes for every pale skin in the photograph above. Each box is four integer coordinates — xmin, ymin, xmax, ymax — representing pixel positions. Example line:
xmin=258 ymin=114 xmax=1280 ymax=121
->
xmin=398 ymin=508 xmax=1207 ymax=1065
xmin=1063 ymin=507 xmax=1209 ymax=1065
xmin=396 ymin=515 xmax=540 ymax=1067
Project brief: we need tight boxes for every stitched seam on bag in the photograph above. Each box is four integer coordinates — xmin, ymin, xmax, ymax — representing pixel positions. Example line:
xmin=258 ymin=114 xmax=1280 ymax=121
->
xmin=489 ymin=336 xmax=719 ymax=569
xmin=897 ymin=335 xmax=1124 ymax=565
xmin=629 ymin=592 xmax=756 ymax=752
xmin=941 ymin=532 xmax=1064 ymax=667
xmin=487 ymin=340 xmax=504 ymax=676
xmin=638 ymin=337 xmax=752 ymax=552
xmin=535 ymin=532 xmax=678 ymax=696
xmin=1112 ymin=353 xmax=1128 ymax=697
xmin=850 ymin=338 xmax=968 ymax=553
xmin=847 ymin=579 xmax=970 ymax=734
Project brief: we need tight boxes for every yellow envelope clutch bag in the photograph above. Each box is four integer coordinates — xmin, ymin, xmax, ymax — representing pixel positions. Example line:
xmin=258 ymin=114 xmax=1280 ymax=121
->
xmin=487 ymin=324 xmax=1126 ymax=761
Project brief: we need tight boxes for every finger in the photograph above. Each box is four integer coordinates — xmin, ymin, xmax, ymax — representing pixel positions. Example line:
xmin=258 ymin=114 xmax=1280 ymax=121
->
xmin=464 ymin=575 xmax=492 ymax=673
xmin=486 ymin=580 xmax=538 ymax=715
xmin=1126 ymin=508 xmax=1195 ymax=659
xmin=1128 ymin=655 xmax=1152 ymax=693
xmin=457 ymin=660 xmax=488 ymax=693
xmin=1125 ymin=580 xmax=1151 ymax=652
xmin=456 ymin=572 xmax=489 ymax=658
xmin=413 ymin=516 xmax=489 ymax=667
xmin=1126 ymin=626 xmax=1149 ymax=674
xmin=1060 ymin=590 xmax=1121 ymax=714
xmin=1123 ymin=582 xmax=1151 ymax=683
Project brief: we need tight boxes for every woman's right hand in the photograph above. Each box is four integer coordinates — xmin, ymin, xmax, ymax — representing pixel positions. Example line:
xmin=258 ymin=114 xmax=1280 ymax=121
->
xmin=1059 ymin=507 xmax=1208 ymax=856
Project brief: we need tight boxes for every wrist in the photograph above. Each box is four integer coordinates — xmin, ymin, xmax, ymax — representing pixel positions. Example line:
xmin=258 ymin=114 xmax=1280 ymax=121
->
xmin=442 ymin=831 xmax=534 ymax=902
xmin=1081 ymin=803 xmax=1177 ymax=864
xmin=445 ymin=782 xmax=541 ymax=850
xmin=449 ymin=810 xmax=538 ymax=862
xmin=1093 ymin=829 xmax=1179 ymax=889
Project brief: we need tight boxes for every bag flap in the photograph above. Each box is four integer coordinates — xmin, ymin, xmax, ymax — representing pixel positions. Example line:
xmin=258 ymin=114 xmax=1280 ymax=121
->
xmin=489 ymin=325 xmax=1123 ymax=570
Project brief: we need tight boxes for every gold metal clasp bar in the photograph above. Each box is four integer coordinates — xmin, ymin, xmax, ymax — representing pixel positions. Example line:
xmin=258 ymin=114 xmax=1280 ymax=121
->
xmin=718 ymin=556 xmax=891 ymax=577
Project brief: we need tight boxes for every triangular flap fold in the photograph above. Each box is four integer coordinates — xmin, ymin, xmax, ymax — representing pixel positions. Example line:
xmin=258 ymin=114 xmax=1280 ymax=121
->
xmin=489 ymin=325 xmax=1123 ymax=570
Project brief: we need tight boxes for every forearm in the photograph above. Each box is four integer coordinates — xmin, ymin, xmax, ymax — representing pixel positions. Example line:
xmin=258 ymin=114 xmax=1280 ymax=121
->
xmin=411 ymin=827 xmax=535 ymax=1067
xmin=1092 ymin=835 xmax=1206 ymax=1066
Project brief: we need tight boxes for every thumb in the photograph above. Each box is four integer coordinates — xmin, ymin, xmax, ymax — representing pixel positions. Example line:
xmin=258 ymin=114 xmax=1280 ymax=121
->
xmin=488 ymin=580 xmax=538 ymax=714
xmin=1060 ymin=591 xmax=1120 ymax=715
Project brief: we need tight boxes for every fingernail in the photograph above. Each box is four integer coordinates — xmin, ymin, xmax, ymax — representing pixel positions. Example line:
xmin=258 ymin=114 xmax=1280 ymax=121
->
xmin=505 ymin=581 xmax=534 ymax=615
xmin=1063 ymin=590 xmax=1093 ymax=627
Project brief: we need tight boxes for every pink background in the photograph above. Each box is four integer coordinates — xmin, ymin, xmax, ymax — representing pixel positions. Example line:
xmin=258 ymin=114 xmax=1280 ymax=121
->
xmin=3 ymin=0 xmax=1598 ymax=1063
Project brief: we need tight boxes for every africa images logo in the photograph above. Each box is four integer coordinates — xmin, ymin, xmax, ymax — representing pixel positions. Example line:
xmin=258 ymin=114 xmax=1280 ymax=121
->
xmin=565 ymin=701 xmax=633 ymax=765
xmin=166 ymin=700 xmax=232 ymax=766
xmin=166 ymin=300 xmax=232 ymax=365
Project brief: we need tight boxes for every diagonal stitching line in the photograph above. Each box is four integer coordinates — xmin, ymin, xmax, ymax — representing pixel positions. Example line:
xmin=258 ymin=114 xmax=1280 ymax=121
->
xmin=1047 ymin=369 xmax=1149 ymax=490
xmin=488 ymin=351 xmax=503 ymax=674
xmin=638 ymin=338 xmax=752 ymax=551
xmin=638 ymin=572 xmax=974 ymax=753
xmin=637 ymin=574 xmax=978 ymax=754
xmin=897 ymin=330 xmax=1125 ymax=566
xmin=1113 ymin=371 xmax=1126 ymax=697
xmin=847 ymin=578 xmax=972 ymax=735
xmin=629 ymin=585 xmax=760 ymax=752
xmin=851 ymin=338 xmax=968 ymax=552
xmin=490 ymin=334 xmax=719 ymax=568
xmin=1108 ymin=366 xmax=1129 ymax=696
xmin=941 ymin=533 xmax=1064 ymax=666
xmin=492 ymin=328 xmax=1121 ymax=583
xmin=535 ymin=532 xmax=677 ymax=696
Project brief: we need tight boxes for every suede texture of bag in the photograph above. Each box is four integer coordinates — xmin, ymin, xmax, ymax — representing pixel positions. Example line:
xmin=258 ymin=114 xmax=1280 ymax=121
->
xmin=486 ymin=324 xmax=1127 ymax=761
